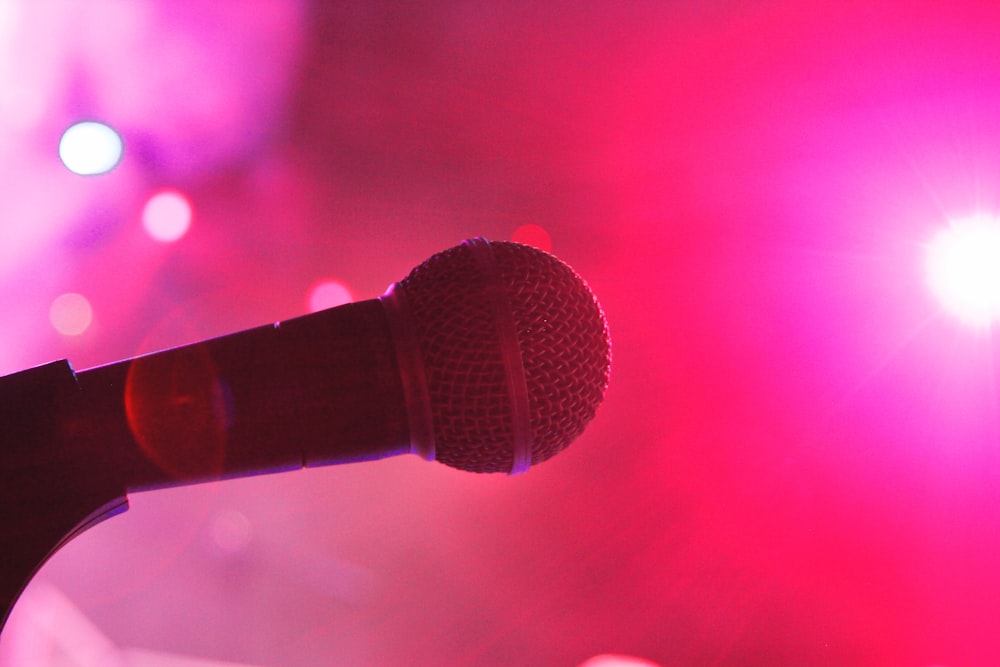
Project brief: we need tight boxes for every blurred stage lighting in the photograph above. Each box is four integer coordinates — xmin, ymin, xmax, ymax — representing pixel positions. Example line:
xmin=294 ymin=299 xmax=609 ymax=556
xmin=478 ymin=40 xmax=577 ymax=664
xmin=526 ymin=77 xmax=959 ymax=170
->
xmin=512 ymin=223 xmax=552 ymax=252
xmin=210 ymin=509 xmax=253 ymax=555
xmin=58 ymin=121 xmax=123 ymax=176
xmin=926 ymin=214 xmax=1000 ymax=327
xmin=49 ymin=292 xmax=93 ymax=336
xmin=307 ymin=279 xmax=353 ymax=312
xmin=578 ymin=655 xmax=662 ymax=667
xmin=2 ymin=582 xmax=269 ymax=666
xmin=143 ymin=190 xmax=193 ymax=242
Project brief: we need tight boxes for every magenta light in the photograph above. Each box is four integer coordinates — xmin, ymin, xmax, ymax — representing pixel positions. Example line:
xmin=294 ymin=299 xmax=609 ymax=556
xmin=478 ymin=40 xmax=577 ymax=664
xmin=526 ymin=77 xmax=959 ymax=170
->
xmin=142 ymin=190 xmax=192 ymax=243
xmin=577 ymin=655 xmax=662 ymax=667
xmin=49 ymin=292 xmax=93 ymax=336
xmin=926 ymin=214 xmax=1000 ymax=327
xmin=307 ymin=279 xmax=353 ymax=312
xmin=512 ymin=223 xmax=553 ymax=253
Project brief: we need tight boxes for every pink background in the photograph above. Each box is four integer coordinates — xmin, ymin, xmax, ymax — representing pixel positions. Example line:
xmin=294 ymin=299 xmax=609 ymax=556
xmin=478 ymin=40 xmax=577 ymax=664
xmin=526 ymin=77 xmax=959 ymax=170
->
xmin=3 ymin=1 xmax=1000 ymax=665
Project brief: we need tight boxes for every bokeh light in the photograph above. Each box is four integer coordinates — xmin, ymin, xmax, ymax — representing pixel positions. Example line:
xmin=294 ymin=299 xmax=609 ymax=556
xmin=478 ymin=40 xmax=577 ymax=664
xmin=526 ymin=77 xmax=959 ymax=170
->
xmin=578 ymin=655 xmax=662 ymax=667
xmin=926 ymin=214 xmax=1000 ymax=327
xmin=142 ymin=190 xmax=193 ymax=243
xmin=210 ymin=510 xmax=253 ymax=555
xmin=58 ymin=121 xmax=123 ymax=175
xmin=49 ymin=293 xmax=93 ymax=336
xmin=512 ymin=223 xmax=552 ymax=252
xmin=307 ymin=279 xmax=353 ymax=312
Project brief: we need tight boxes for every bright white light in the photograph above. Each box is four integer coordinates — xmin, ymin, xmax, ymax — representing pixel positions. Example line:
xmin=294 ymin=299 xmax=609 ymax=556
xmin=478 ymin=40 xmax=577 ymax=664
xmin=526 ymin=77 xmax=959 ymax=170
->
xmin=142 ymin=190 xmax=192 ymax=242
xmin=58 ymin=121 xmax=123 ymax=175
xmin=50 ymin=293 xmax=93 ymax=336
xmin=307 ymin=279 xmax=353 ymax=312
xmin=926 ymin=214 xmax=1000 ymax=326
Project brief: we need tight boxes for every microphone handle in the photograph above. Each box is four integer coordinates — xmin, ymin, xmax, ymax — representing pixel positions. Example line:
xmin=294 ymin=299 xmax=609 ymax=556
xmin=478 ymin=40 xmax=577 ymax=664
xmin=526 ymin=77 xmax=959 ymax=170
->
xmin=77 ymin=297 xmax=411 ymax=491
xmin=0 ymin=297 xmax=410 ymax=634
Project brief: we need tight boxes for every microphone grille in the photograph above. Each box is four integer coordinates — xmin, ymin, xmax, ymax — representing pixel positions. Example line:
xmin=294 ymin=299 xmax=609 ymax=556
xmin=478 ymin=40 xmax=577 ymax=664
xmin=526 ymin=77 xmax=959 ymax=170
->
xmin=399 ymin=239 xmax=611 ymax=473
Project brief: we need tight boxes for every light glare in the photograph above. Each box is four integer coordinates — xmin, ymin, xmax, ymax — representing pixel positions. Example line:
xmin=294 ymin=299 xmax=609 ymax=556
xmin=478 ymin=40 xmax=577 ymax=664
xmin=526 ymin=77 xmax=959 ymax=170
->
xmin=58 ymin=121 xmax=123 ymax=175
xmin=926 ymin=215 xmax=1000 ymax=326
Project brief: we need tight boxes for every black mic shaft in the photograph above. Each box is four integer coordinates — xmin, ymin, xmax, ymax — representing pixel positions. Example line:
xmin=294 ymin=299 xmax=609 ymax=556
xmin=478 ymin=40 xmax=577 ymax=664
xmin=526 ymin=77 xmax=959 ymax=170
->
xmin=68 ymin=297 xmax=410 ymax=493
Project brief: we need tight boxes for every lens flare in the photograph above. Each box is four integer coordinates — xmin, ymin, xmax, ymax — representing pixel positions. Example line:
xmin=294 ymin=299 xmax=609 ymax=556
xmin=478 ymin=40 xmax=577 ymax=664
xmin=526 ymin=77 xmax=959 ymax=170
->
xmin=926 ymin=214 xmax=1000 ymax=327
xmin=125 ymin=344 xmax=229 ymax=482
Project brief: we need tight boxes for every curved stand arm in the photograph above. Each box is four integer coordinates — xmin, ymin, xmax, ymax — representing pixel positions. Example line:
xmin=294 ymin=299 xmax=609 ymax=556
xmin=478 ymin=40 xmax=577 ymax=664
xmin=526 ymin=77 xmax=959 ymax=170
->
xmin=0 ymin=300 xmax=412 ymax=639
xmin=0 ymin=360 xmax=128 ymax=636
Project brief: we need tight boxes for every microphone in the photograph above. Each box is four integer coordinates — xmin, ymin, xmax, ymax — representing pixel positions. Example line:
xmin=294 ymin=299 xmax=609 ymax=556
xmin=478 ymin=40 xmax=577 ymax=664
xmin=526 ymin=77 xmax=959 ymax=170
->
xmin=0 ymin=238 xmax=610 ymax=630
xmin=83 ymin=237 xmax=611 ymax=486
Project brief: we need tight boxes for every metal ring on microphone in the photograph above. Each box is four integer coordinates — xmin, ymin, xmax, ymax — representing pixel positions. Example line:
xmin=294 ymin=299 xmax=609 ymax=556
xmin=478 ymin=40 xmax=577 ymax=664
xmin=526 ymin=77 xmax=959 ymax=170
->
xmin=463 ymin=237 xmax=533 ymax=475
xmin=379 ymin=282 xmax=436 ymax=462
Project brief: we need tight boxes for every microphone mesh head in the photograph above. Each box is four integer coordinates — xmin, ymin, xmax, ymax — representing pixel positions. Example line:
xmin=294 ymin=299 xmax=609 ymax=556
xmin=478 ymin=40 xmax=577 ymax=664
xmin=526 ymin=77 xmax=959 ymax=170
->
xmin=399 ymin=240 xmax=611 ymax=473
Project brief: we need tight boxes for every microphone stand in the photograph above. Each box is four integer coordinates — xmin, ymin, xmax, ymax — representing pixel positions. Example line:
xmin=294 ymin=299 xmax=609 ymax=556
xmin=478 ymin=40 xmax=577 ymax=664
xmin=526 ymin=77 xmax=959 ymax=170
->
xmin=0 ymin=298 xmax=411 ymax=638
xmin=0 ymin=359 xmax=128 ymax=636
